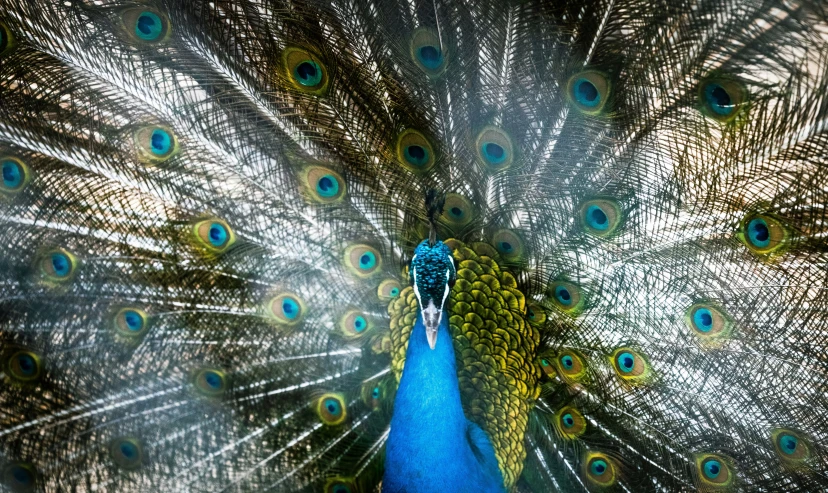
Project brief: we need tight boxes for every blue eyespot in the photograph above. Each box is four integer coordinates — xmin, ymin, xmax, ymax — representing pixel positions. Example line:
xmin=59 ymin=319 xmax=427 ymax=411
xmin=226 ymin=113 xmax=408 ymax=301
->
xmin=281 ymin=297 xmax=300 ymax=320
xmin=590 ymin=459 xmax=608 ymax=476
xmin=316 ymin=174 xmax=339 ymax=198
xmin=481 ymin=142 xmax=507 ymax=165
xmin=15 ymin=353 xmax=36 ymax=376
xmin=293 ymin=60 xmax=322 ymax=87
xmin=371 ymin=386 xmax=380 ymax=399
xmin=150 ymin=128 xmax=172 ymax=156
xmin=703 ymin=83 xmax=734 ymax=116
xmin=497 ymin=241 xmax=513 ymax=254
xmin=201 ymin=370 xmax=221 ymax=390
xmin=135 ymin=11 xmax=163 ymax=40
xmin=390 ymin=287 xmax=400 ymax=297
xmin=585 ymin=204 xmax=609 ymax=230
xmin=574 ymin=78 xmax=600 ymax=107
xmin=417 ymin=45 xmax=443 ymax=70
xmin=123 ymin=310 xmax=144 ymax=331
xmin=703 ymin=459 xmax=721 ymax=479
xmin=120 ymin=441 xmax=138 ymax=459
xmin=51 ymin=252 xmax=71 ymax=278
xmin=9 ymin=465 xmax=33 ymax=486
xmin=561 ymin=355 xmax=574 ymax=370
xmin=403 ymin=144 xmax=429 ymax=168
xmin=747 ymin=218 xmax=770 ymax=248
xmin=554 ymin=285 xmax=572 ymax=306
xmin=692 ymin=308 xmax=713 ymax=333
xmin=2 ymin=160 xmax=23 ymax=189
xmin=208 ymin=223 xmax=228 ymax=247
xmin=617 ymin=352 xmax=635 ymax=373
xmin=353 ymin=315 xmax=367 ymax=332
xmin=779 ymin=434 xmax=798 ymax=455
xmin=448 ymin=206 xmax=464 ymax=220
xmin=324 ymin=398 xmax=342 ymax=416
xmin=561 ymin=413 xmax=575 ymax=428
xmin=540 ymin=358 xmax=549 ymax=366
xmin=359 ymin=251 xmax=376 ymax=269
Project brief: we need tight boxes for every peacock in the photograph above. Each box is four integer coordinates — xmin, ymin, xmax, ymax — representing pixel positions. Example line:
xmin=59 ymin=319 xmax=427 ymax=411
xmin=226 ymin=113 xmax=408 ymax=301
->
xmin=1 ymin=0 xmax=827 ymax=491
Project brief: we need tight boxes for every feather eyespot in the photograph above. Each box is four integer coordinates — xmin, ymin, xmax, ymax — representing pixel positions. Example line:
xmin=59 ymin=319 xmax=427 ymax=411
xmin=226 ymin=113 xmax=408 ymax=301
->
xmin=567 ymin=70 xmax=611 ymax=115
xmin=0 ymin=22 xmax=15 ymax=56
xmin=192 ymin=218 xmax=235 ymax=254
xmin=134 ymin=125 xmax=178 ymax=164
xmin=39 ymin=248 xmax=77 ymax=284
xmin=553 ymin=406 xmax=586 ymax=439
xmin=609 ymin=347 xmax=651 ymax=383
xmin=491 ymin=229 xmax=524 ymax=261
xmin=265 ymin=292 xmax=305 ymax=327
xmin=109 ymin=437 xmax=144 ymax=470
xmin=526 ymin=303 xmax=547 ymax=326
xmin=192 ymin=368 xmax=228 ymax=398
xmin=315 ymin=393 xmax=347 ymax=426
xmin=440 ymin=193 xmax=474 ymax=228
xmin=548 ymin=280 xmax=584 ymax=316
xmin=344 ymin=244 xmax=382 ymax=278
xmin=739 ymin=214 xmax=788 ymax=255
xmin=410 ymin=28 xmax=446 ymax=76
xmin=475 ymin=127 xmax=514 ymax=171
xmin=396 ymin=129 xmax=436 ymax=172
xmin=301 ymin=166 xmax=346 ymax=203
xmin=538 ymin=355 xmax=557 ymax=378
xmin=122 ymin=8 xmax=170 ymax=43
xmin=771 ymin=429 xmax=810 ymax=462
xmin=324 ymin=477 xmax=357 ymax=493
xmin=2 ymin=463 xmax=37 ymax=492
xmin=1 ymin=157 xmax=30 ymax=195
xmin=377 ymin=279 xmax=402 ymax=301
xmin=113 ymin=307 xmax=150 ymax=338
xmin=699 ymin=77 xmax=747 ymax=123
xmin=694 ymin=453 xmax=734 ymax=488
xmin=579 ymin=198 xmax=622 ymax=236
xmin=339 ymin=310 xmax=373 ymax=339
xmin=685 ymin=303 xmax=733 ymax=346
xmin=4 ymin=350 xmax=43 ymax=383
xmin=283 ymin=47 xmax=329 ymax=94
xmin=584 ymin=452 xmax=617 ymax=487
xmin=555 ymin=350 xmax=587 ymax=382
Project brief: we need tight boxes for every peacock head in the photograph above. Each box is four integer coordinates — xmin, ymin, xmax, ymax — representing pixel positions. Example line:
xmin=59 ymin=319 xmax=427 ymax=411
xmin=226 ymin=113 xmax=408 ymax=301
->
xmin=410 ymin=240 xmax=456 ymax=349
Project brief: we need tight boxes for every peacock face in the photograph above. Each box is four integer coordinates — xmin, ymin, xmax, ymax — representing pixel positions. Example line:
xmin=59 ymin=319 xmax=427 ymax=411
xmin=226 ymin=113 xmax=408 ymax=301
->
xmin=410 ymin=240 xmax=456 ymax=349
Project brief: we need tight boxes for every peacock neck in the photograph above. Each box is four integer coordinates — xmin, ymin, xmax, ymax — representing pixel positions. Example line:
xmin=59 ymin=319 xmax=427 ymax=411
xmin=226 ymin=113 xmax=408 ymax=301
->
xmin=383 ymin=306 xmax=504 ymax=492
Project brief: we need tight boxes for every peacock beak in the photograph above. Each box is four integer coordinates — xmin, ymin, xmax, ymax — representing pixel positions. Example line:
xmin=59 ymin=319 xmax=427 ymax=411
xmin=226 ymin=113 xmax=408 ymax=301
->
xmin=421 ymin=299 xmax=441 ymax=350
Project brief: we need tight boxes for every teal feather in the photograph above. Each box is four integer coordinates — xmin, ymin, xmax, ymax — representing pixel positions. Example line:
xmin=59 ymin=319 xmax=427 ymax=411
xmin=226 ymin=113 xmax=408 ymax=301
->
xmin=1 ymin=0 xmax=828 ymax=491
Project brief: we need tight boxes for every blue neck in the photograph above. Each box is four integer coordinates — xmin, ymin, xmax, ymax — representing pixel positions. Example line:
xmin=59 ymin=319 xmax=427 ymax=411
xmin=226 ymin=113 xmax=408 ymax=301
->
xmin=383 ymin=309 xmax=505 ymax=492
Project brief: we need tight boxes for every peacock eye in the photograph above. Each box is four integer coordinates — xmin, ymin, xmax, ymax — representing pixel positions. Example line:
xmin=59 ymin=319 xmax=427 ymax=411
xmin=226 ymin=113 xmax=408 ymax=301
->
xmin=553 ymin=406 xmax=586 ymax=439
xmin=2 ymin=463 xmax=37 ymax=491
xmin=40 ymin=248 xmax=77 ymax=284
xmin=609 ymin=347 xmax=651 ymax=383
xmin=122 ymin=8 xmax=170 ymax=43
xmin=339 ymin=310 xmax=372 ymax=338
xmin=324 ymin=478 xmax=357 ymax=493
xmin=698 ymin=77 xmax=747 ymax=123
xmin=283 ymin=47 xmax=329 ymax=94
xmin=396 ymin=129 xmax=436 ymax=172
xmin=771 ymin=429 xmax=810 ymax=462
xmin=344 ymin=244 xmax=382 ymax=278
xmin=134 ymin=125 xmax=179 ymax=164
xmin=548 ymin=280 xmax=584 ymax=315
xmin=475 ymin=127 xmax=514 ymax=171
xmin=113 ymin=307 xmax=150 ymax=338
xmin=567 ymin=70 xmax=611 ymax=115
xmin=302 ymin=166 xmax=346 ymax=203
xmin=0 ymin=22 xmax=15 ymax=56
xmin=1 ymin=157 xmax=30 ymax=194
xmin=316 ymin=393 xmax=347 ymax=426
xmin=440 ymin=193 xmax=475 ymax=228
xmin=192 ymin=368 xmax=228 ymax=398
xmin=5 ymin=350 xmax=43 ymax=383
xmin=193 ymin=218 xmax=236 ymax=254
xmin=491 ymin=229 xmax=524 ymax=261
xmin=584 ymin=453 xmax=617 ymax=487
xmin=266 ymin=292 xmax=305 ymax=327
xmin=740 ymin=214 xmax=788 ymax=255
xmin=579 ymin=198 xmax=622 ymax=236
xmin=377 ymin=279 xmax=403 ymax=301
xmin=410 ymin=28 xmax=446 ymax=76
xmin=109 ymin=437 xmax=144 ymax=470
xmin=693 ymin=453 xmax=734 ymax=487
xmin=685 ymin=303 xmax=734 ymax=346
